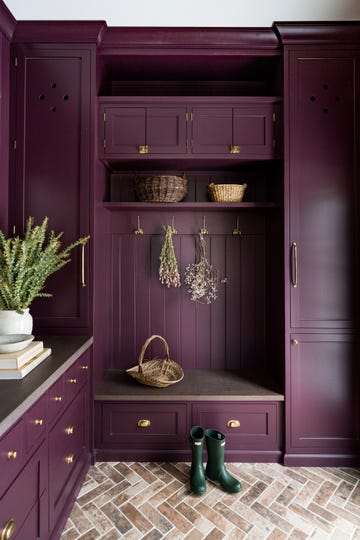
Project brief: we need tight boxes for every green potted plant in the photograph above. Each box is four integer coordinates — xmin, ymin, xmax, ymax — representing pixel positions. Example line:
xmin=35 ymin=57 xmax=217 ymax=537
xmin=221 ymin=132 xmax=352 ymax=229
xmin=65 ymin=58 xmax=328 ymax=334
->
xmin=0 ymin=216 xmax=89 ymax=334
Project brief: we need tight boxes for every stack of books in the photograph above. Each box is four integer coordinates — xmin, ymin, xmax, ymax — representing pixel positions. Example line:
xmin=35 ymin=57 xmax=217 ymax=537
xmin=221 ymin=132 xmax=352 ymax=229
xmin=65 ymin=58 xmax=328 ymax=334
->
xmin=0 ymin=341 xmax=51 ymax=379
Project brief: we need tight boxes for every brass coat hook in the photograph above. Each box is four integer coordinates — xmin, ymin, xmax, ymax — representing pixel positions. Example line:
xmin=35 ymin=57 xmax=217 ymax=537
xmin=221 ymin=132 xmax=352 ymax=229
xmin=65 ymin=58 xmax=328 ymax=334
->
xmin=232 ymin=216 xmax=241 ymax=236
xmin=135 ymin=215 xmax=144 ymax=235
xmin=200 ymin=215 xmax=208 ymax=235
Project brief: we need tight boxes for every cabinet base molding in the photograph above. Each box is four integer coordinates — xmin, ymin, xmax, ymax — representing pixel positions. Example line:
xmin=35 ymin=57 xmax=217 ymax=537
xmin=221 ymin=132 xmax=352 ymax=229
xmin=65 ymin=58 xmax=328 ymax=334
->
xmin=283 ymin=453 xmax=360 ymax=467
xmin=94 ymin=449 xmax=283 ymax=463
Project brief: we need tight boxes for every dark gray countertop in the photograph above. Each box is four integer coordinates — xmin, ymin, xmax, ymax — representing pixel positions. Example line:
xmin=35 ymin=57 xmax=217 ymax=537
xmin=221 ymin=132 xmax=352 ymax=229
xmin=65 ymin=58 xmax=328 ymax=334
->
xmin=0 ymin=335 xmax=93 ymax=437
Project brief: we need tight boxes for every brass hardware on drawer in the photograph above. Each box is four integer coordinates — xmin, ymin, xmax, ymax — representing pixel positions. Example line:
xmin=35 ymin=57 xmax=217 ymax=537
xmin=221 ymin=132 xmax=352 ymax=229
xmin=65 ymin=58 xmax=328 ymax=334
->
xmin=137 ymin=419 xmax=151 ymax=428
xmin=65 ymin=453 xmax=74 ymax=465
xmin=230 ymin=145 xmax=240 ymax=154
xmin=6 ymin=450 xmax=17 ymax=460
xmin=227 ymin=420 xmax=241 ymax=428
xmin=1 ymin=517 xmax=16 ymax=540
xmin=34 ymin=419 xmax=43 ymax=426
xmin=138 ymin=145 xmax=149 ymax=154
xmin=81 ymin=365 xmax=88 ymax=370
xmin=69 ymin=378 xmax=77 ymax=384
xmin=65 ymin=425 xmax=75 ymax=435
xmin=291 ymin=339 xmax=299 ymax=345
xmin=54 ymin=396 xmax=62 ymax=402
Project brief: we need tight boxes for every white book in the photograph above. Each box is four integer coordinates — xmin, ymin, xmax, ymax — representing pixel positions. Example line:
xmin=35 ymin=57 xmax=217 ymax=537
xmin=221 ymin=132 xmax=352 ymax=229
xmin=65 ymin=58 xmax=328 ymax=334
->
xmin=0 ymin=348 xmax=52 ymax=379
xmin=0 ymin=341 xmax=44 ymax=369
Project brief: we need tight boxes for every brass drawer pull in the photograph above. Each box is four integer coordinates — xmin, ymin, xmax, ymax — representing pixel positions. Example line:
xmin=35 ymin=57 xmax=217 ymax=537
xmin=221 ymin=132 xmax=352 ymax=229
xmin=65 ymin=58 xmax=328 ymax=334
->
xmin=7 ymin=450 xmax=17 ymax=460
xmin=1 ymin=517 xmax=16 ymax=540
xmin=35 ymin=419 xmax=43 ymax=426
xmin=291 ymin=338 xmax=299 ymax=345
xmin=227 ymin=419 xmax=241 ymax=428
xmin=137 ymin=419 xmax=151 ymax=428
xmin=69 ymin=378 xmax=77 ymax=384
xmin=138 ymin=145 xmax=149 ymax=154
xmin=65 ymin=453 xmax=74 ymax=465
xmin=65 ymin=425 xmax=75 ymax=435
xmin=230 ymin=145 xmax=240 ymax=154
xmin=54 ymin=396 xmax=62 ymax=402
xmin=81 ymin=365 xmax=88 ymax=370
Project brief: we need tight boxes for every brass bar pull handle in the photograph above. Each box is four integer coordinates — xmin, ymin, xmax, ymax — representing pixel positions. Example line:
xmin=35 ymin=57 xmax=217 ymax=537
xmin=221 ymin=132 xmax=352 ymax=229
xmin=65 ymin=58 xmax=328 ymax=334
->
xmin=291 ymin=242 xmax=298 ymax=288
xmin=1 ymin=518 xmax=16 ymax=540
xmin=81 ymin=243 xmax=86 ymax=288
xmin=227 ymin=420 xmax=241 ymax=428
xmin=137 ymin=419 xmax=151 ymax=428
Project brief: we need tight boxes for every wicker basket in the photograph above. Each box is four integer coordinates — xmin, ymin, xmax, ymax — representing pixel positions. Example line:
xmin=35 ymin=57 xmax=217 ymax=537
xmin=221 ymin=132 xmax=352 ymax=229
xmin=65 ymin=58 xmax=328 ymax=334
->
xmin=126 ymin=335 xmax=184 ymax=388
xmin=208 ymin=182 xmax=247 ymax=202
xmin=135 ymin=175 xmax=187 ymax=203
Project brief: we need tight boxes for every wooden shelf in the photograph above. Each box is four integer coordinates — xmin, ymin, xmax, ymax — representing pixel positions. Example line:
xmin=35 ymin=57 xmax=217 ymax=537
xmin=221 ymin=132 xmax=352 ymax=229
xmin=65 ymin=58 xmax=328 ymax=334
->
xmin=94 ymin=369 xmax=284 ymax=402
xmin=103 ymin=201 xmax=276 ymax=211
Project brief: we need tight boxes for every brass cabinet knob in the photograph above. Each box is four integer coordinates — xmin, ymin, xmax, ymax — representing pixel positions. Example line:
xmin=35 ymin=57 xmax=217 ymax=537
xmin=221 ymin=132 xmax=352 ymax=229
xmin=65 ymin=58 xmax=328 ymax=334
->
xmin=81 ymin=365 xmax=88 ymax=370
xmin=137 ymin=419 xmax=151 ymax=428
xmin=138 ymin=145 xmax=149 ymax=154
xmin=34 ymin=419 xmax=43 ymax=426
xmin=65 ymin=425 xmax=75 ymax=436
xmin=230 ymin=145 xmax=240 ymax=154
xmin=291 ymin=339 xmax=299 ymax=345
xmin=54 ymin=396 xmax=62 ymax=402
xmin=1 ymin=517 xmax=16 ymax=540
xmin=227 ymin=419 xmax=241 ymax=428
xmin=69 ymin=378 xmax=77 ymax=384
xmin=65 ymin=453 xmax=74 ymax=465
xmin=6 ymin=450 xmax=17 ymax=460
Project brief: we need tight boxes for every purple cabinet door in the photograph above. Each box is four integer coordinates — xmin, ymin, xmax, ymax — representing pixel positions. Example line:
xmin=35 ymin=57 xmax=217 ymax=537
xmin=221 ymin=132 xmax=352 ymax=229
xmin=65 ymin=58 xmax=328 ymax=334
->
xmin=11 ymin=47 xmax=91 ymax=332
xmin=233 ymin=105 xmax=273 ymax=156
xmin=104 ymin=106 xmax=145 ymax=154
xmin=191 ymin=107 xmax=232 ymax=154
xmin=289 ymin=53 xmax=358 ymax=328
xmin=288 ymin=334 xmax=360 ymax=455
xmin=146 ymin=107 xmax=187 ymax=154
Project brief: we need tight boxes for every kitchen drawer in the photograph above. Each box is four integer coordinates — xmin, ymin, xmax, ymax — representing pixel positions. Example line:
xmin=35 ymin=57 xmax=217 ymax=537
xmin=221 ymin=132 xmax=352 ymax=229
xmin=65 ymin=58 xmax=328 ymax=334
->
xmin=49 ymin=388 xmax=87 ymax=527
xmin=25 ymin=393 xmax=47 ymax=453
xmin=100 ymin=402 xmax=188 ymax=449
xmin=47 ymin=376 xmax=66 ymax=426
xmin=192 ymin=401 xmax=282 ymax=450
xmin=65 ymin=351 xmax=90 ymax=403
xmin=0 ymin=441 xmax=47 ymax=540
xmin=0 ymin=420 xmax=25 ymax=496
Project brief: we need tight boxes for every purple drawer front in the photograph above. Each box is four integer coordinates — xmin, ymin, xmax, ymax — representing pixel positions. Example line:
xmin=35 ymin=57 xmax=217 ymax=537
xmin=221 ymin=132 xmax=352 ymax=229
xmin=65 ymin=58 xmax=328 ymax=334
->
xmin=65 ymin=352 xmax=90 ymax=403
xmin=192 ymin=401 xmax=281 ymax=450
xmin=25 ymin=394 xmax=47 ymax=453
xmin=0 ymin=420 xmax=25 ymax=496
xmin=101 ymin=402 xmax=188 ymax=449
xmin=47 ymin=376 xmax=66 ymax=426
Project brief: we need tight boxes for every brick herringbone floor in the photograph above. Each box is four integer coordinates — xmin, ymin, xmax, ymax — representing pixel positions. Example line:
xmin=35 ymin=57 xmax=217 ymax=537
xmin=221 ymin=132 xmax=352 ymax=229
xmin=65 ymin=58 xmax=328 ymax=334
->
xmin=60 ymin=462 xmax=360 ymax=539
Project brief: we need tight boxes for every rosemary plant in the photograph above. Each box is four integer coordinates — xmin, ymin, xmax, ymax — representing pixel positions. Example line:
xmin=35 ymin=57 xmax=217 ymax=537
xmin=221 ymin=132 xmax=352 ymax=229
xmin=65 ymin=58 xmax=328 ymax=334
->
xmin=159 ymin=225 xmax=181 ymax=288
xmin=0 ymin=216 xmax=89 ymax=312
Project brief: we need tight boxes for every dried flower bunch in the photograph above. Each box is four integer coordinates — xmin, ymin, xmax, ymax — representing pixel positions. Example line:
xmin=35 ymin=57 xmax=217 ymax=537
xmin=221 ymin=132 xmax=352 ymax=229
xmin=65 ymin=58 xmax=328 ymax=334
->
xmin=159 ymin=225 xmax=181 ymax=288
xmin=0 ymin=216 xmax=89 ymax=312
xmin=184 ymin=233 xmax=227 ymax=304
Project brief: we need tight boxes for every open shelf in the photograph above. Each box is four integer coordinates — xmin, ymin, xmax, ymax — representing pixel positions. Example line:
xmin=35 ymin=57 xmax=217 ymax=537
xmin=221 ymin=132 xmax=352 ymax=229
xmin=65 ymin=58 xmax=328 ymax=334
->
xmin=103 ymin=201 xmax=276 ymax=211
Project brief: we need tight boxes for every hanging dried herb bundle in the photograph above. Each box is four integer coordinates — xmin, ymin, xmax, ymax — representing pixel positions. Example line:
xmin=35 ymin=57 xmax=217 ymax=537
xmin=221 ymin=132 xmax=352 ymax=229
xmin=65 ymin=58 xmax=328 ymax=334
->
xmin=184 ymin=233 xmax=227 ymax=304
xmin=159 ymin=225 xmax=181 ymax=288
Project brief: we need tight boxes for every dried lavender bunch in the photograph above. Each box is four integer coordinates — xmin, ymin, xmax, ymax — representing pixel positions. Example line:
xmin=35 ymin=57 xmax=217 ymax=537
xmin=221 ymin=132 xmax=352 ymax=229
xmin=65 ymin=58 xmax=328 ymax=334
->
xmin=184 ymin=233 xmax=227 ymax=304
xmin=159 ymin=225 xmax=181 ymax=288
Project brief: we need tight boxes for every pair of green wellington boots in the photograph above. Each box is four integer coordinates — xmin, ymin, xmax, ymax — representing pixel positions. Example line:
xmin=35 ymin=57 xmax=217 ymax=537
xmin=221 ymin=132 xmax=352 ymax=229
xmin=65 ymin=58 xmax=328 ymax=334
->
xmin=189 ymin=426 xmax=242 ymax=494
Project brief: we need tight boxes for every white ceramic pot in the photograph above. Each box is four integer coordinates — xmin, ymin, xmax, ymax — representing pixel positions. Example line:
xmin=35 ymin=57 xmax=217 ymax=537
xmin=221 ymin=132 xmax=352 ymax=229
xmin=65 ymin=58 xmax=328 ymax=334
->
xmin=0 ymin=309 xmax=33 ymax=335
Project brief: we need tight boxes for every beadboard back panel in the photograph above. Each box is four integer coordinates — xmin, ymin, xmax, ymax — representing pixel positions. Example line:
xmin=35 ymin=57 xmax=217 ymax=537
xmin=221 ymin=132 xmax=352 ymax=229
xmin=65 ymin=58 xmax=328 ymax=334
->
xmin=109 ymin=211 xmax=267 ymax=374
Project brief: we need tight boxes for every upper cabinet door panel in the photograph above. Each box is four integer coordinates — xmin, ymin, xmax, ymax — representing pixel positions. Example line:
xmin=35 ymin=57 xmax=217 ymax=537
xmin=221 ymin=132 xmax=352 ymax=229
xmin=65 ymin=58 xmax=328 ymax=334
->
xmin=104 ymin=107 xmax=145 ymax=154
xmin=146 ymin=107 xmax=187 ymax=154
xmin=233 ymin=105 xmax=273 ymax=156
xmin=191 ymin=107 xmax=232 ymax=154
xmin=289 ymin=53 xmax=358 ymax=329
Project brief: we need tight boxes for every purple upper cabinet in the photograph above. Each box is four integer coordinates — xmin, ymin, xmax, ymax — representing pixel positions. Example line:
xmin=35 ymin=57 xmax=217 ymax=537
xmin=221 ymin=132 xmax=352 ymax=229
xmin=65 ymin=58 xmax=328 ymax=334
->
xmin=101 ymin=103 xmax=187 ymax=156
xmin=288 ymin=52 xmax=359 ymax=329
xmin=191 ymin=107 xmax=232 ymax=154
xmin=10 ymin=45 xmax=93 ymax=333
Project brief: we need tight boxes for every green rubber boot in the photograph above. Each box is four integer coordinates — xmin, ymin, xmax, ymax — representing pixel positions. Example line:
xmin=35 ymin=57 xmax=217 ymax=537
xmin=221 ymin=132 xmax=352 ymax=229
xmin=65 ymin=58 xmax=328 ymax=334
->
xmin=189 ymin=426 xmax=206 ymax=495
xmin=205 ymin=429 xmax=242 ymax=493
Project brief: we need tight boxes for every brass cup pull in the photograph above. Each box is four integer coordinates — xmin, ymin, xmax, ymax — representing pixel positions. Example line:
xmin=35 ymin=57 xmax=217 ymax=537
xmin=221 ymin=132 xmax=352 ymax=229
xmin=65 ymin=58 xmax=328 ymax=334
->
xmin=35 ymin=419 xmax=43 ymax=426
xmin=227 ymin=419 xmax=241 ymax=428
xmin=69 ymin=378 xmax=77 ymax=384
xmin=138 ymin=145 xmax=149 ymax=154
xmin=1 ymin=517 xmax=16 ymax=540
xmin=66 ymin=425 xmax=75 ymax=435
xmin=230 ymin=145 xmax=240 ymax=154
xmin=54 ymin=396 xmax=62 ymax=402
xmin=7 ymin=450 xmax=17 ymax=460
xmin=137 ymin=419 xmax=151 ymax=428
xmin=65 ymin=453 xmax=74 ymax=465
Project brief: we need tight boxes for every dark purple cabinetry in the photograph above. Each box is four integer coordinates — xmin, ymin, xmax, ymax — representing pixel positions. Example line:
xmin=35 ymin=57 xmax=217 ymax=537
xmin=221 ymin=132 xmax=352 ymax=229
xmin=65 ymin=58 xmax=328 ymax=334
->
xmin=277 ymin=23 xmax=360 ymax=465
xmin=10 ymin=45 xmax=92 ymax=333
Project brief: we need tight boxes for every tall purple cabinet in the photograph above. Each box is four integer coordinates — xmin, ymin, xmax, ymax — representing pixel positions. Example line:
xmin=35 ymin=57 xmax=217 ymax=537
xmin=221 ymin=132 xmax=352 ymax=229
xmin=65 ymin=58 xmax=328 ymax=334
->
xmin=276 ymin=23 xmax=360 ymax=465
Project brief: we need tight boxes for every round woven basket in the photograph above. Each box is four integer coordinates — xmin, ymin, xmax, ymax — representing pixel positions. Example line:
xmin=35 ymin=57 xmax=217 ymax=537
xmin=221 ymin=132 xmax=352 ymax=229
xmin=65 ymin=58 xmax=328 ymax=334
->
xmin=208 ymin=182 xmax=247 ymax=202
xmin=135 ymin=175 xmax=187 ymax=203
xmin=126 ymin=335 xmax=184 ymax=388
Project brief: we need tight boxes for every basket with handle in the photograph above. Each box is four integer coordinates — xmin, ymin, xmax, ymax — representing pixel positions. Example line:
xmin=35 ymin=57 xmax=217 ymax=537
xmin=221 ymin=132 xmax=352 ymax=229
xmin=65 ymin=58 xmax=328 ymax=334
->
xmin=126 ymin=335 xmax=184 ymax=387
